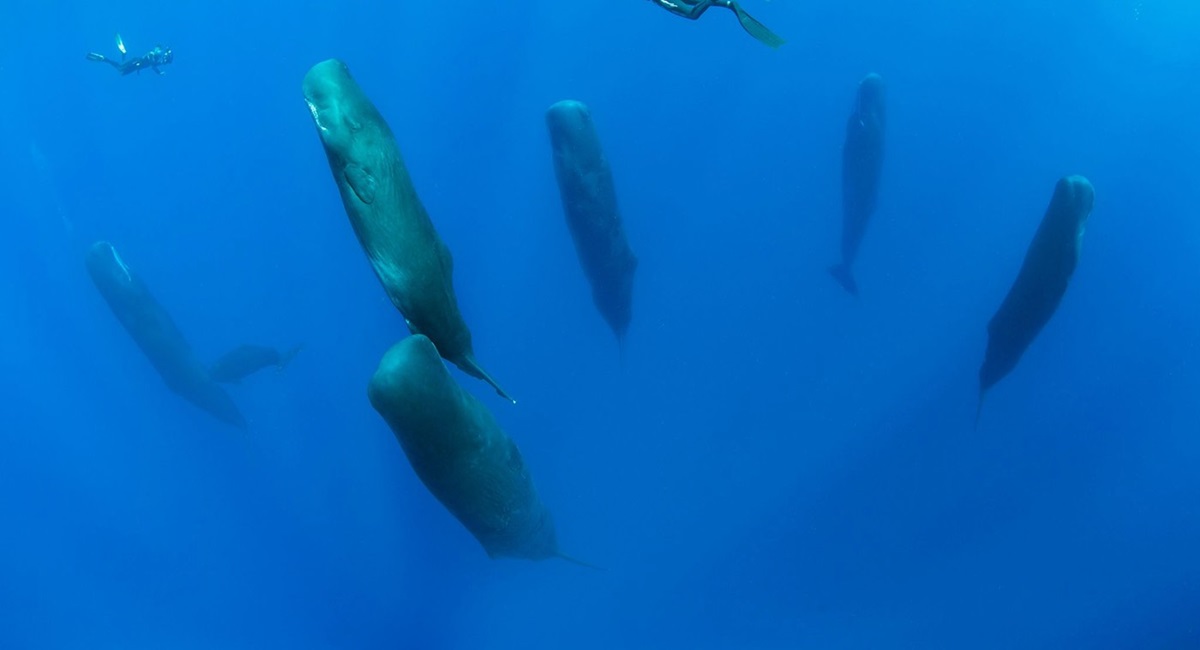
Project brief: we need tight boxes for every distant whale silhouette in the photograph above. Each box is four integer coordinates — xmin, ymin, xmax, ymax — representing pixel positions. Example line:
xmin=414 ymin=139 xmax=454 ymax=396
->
xmin=302 ymin=58 xmax=513 ymax=403
xmin=369 ymin=335 xmax=593 ymax=566
xmin=209 ymin=344 xmax=303 ymax=384
xmin=545 ymin=100 xmax=638 ymax=343
xmin=830 ymin=73 xmax=886 ymax=296
xmin=85 ymin=241 xmax=245 ymax=428
xmin=977 ymin=175 xmax=1095 ymax=425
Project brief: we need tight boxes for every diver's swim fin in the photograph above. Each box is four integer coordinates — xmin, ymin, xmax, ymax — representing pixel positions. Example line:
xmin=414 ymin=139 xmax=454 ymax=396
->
xmin=729 ymin=2 xmax=786 ymax=49
xmin=85 ymin=52 xmax=106 ymax=62
xmin=115 ymin=33 xmax=127 ymax=58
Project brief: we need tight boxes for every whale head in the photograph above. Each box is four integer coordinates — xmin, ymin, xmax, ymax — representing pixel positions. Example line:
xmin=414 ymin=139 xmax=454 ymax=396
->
xmin=85 ymin=240 xmax=133 ymax=286
xmin=856 ymin=73 xmax=886 ymax=116
xmin=1062 ymin=175 xmax=1094 ymax=224
xmin=302 ymin=59 xmax=399 ymax=207
xmin=1055 ymin=175 xmax=1095 ymax=240
xmin=302 ymin=59 xmax=376 ymax=150
xmin=303 ymin=60 xmax=352 ymax=132
xmin=1042 ymin=175 xmax=1095 ymax=258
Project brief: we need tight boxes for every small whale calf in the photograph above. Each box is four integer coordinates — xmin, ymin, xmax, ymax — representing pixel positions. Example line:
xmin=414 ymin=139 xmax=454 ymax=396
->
xmin=302 ymin=58 xmax=513 ymax=403
xmin=830 ymin=73 xmax=887 ymax=297
xmin=545 ymin=100 xmax=638 ymax=343
xmin=977 ymin=175 xmax=1095 ymax=424
xmin=209 ymin=344 xmax=303 ymax=384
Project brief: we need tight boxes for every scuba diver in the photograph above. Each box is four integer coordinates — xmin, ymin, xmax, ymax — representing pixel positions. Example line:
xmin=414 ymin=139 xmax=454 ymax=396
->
xmin=86 ymin=34 xmax=173 ymax=76
xmin=649 ymin=0 xmax=785 ymax=49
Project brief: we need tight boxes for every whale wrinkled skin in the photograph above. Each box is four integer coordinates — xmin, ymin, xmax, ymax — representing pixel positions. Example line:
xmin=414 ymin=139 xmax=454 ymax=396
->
xmin=368 ymin=335 xmax=559 ymax=561
xmin=303 ymin=58 xmax=512 ymax=403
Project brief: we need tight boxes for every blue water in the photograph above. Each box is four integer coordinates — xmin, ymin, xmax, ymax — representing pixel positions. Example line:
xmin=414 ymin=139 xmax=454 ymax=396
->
xmin=3 ymin=1 xmax=1199 ymax=647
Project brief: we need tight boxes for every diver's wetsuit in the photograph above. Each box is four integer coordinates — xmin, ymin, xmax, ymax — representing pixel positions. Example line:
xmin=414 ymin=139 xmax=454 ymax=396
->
xmin=87 ymin=46 xmax=173 ymax=76
xmin=649 ymin=0 xmax=785 ymax=48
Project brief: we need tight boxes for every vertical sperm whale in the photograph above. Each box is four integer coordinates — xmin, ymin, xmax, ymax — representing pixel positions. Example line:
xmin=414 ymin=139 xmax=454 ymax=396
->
xmin=977 ymin=175 xmax=1095 ymax=424
xmin=829 ymin=73 xmax=887 ymax=296
xmin=369 ymin=335 xmax=586 ymax=563
xmin=85 ymin=241 xmax=245 ymax=428
xmin=545 ymin=100 xmax=638 ymax=343
xmin=302 ymin=58 xmax=513 ymax=402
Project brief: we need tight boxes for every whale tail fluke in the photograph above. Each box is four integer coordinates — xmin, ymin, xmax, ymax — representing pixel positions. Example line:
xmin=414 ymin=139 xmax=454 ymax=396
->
xmin=459 ymin=353 xmax=516 ymax=405
xmin=828 ymin=264 xmax=858 ymax=296
xmin=556 ymin=552 xmax=605 ymax=571
xmin=729 ymin=2 xmax=786 ymax=49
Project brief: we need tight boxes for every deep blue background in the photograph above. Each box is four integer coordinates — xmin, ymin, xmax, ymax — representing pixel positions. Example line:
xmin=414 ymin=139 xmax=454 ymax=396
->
xmin=2 ymin=1 xmax=1198 ymax=647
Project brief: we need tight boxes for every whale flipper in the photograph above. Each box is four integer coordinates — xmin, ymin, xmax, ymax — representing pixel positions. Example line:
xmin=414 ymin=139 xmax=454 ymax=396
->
xmin=344 ymin=164 xmax=377 ymax=204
